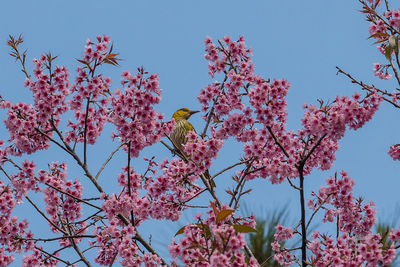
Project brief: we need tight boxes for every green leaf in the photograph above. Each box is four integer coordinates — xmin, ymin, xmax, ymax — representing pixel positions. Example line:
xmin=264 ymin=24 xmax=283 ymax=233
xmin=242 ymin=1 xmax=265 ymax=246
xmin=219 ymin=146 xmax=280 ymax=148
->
xmin=233 ymin=224 xmax=257 ymax=233
xmin=175 ymin=223 xmax=212 ymax=238
xmin=368 ymin=32 xmax=389 ymax=39
xmin=373 ymin=38 xmax=388 ymax=45
xmin=211 ymin=202 xmax=218 ymax=216
xmin=216 ymin=209 xmax=234 ymax=222
xmin=174 ymin=226 xmax=186 ymax=236
xmin=385 ymin=45 xmax=393 ymax=61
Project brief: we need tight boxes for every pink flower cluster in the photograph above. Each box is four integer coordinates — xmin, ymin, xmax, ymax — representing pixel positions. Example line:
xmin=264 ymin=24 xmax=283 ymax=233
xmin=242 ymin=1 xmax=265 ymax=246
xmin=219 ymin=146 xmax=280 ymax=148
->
xmin=0 ymin=247 xmax=14 ymax=267
xmin=1 ymin=30 xmax=397 ymax=265
xmin=249 ymin=79 xmax=289 ymax=126
xmin=369 ymin=19 xmax=386 ymax=36
xmin=65 ymin=36 xmax=113 ymax=145
xmin=199 ymin=36 xmax=253 ymax=116
xmin=10 ymin=161 xmax=38 ymax=202
xmin=38 ymin=162 xmax=85 ymax=240
xmin=92 ymin=223 xmax=161 ymax=266
xmin=169 ymin=204 xmax=257 ymax=266
xmin=82 ymin=35 xmax=111 ymax=62
xmin=203 ymin=35 xmax=253 ymax=79
xmin=1 ymin=53 xmax=71 ymax=155
xmin=305 ymin=171 xmax=395 ymax=266
xmin=146 ymin=158 xmax=203 ymax=206
xmin=0 ymin=101 xmax=51 ymax=155
xmin=302 ymin=93 xmax=381 ymax=137
xmin=22 ymin=247 xmax=58 ymax=267
xmin=212 ymin=109 xmax=256 ymax=142
xmin=271 ymin=224 xmax=295 ymax=266
xmin=0 ymin=179 xmax=34 ymax=266
xmin=373 ymin=63 xmax=392 ymax=80
xmin=182 ymin=131 xmax=224 ymax=175
xmin=110 ymin=70 xmax=174 ymax=157
xmin=308 ymin=232 xmax=395 ymax=266
xmin=385 ymin=8 xmax=400 ymax=28
xmin=199 ymin=37 xmax=382 ymax=187
xmin=25 ymin=55 xmax=70 ymax=124
xmin=103 ymin=158 xmax=204 ymax=224
xmin=309 ymin=171 xmax=375 ymax=236
xmin=388 ymin=144 xmax=400 ymax=160
xmin=389 ymin=228 xmax=400 ymax=242
xmin=0 ymin=180 xmax=33 ymax=266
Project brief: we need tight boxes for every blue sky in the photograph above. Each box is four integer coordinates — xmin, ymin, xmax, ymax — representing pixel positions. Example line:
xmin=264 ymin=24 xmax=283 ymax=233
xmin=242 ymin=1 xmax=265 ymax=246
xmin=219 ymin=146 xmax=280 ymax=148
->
xmin=1 ymin=0 xmax=399 ymax=265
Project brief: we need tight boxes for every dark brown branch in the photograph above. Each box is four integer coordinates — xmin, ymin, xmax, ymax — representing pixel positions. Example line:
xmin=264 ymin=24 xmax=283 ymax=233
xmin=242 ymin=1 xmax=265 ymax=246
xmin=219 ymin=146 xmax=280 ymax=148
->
xmin=62 ymin=220 xmax=92 ymax=267
xmin=266 ymin=126 xmax=290 ymax=158
xmin=298 ymin=134 xmax=327 ymax=169
xmin=297 ymin=168 xmax=307 ymax=267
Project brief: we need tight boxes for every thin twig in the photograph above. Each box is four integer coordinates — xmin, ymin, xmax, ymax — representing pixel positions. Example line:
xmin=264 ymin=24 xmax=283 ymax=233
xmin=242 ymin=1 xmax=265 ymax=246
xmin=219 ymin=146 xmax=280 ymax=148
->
xmin=95 ymin=143 xmax=124 ymax=180
xmin=23 ymin=235 xmax=96 ymax=242
xmin=287 ymin=177 xmax=301 ymax=190
xmin=336 ymin=66 xmax=400 ymax=108
xmin=35 ymin=127 xmax=75 ymax=157
xmin=384 ymin=0 xmax=390 ymax=11
xmin=201 ymin=105 xmax=215 ymax=139
xmin=49 ymin=121 xmax=105 ymax=193
xmin=7 ymin=35 xmax=31 ymax=79
xmin=40 ymin=179 xmax=102 ymax=210
xmin=306 ymin=200 xmax=326 ymax=231
xmin=35 ymin=246 xmax=73 ymax=266
xmin=210 ymin=159 xmax=250 ymax=180
xmin=25 ymin=196 xmax=66 ymax=234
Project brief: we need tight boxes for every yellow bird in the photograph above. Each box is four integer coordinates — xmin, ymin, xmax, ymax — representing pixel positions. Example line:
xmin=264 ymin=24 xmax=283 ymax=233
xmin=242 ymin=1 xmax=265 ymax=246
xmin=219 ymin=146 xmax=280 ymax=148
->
xmin=170 ymin=108 xmax=215 ymax=187
xmin=170 ymin=108 xmax=199 ymax=154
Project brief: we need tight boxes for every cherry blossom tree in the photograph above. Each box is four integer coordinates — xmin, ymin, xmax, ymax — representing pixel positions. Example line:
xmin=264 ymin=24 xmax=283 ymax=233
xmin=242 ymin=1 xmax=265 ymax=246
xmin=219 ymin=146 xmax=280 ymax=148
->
xmin=0 ymin=0 xmax=400 ymax=266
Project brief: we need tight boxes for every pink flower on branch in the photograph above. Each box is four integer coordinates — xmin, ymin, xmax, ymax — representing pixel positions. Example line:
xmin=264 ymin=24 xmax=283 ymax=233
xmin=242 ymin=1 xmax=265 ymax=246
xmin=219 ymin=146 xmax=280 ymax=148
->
xmin=109 ymin=68 xmax=174 ymax=157
xmin=305 ymin=171 xmax=395 ymax=266
xmin=169 ymin=203 xmax=257 ymax=266
xmin=0 ymin=12 xmax=397 ymax=264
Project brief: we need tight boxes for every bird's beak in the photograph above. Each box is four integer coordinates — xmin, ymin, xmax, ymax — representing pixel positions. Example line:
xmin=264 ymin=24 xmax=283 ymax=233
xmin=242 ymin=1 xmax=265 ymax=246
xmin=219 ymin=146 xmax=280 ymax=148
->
xmin=189 ymin=110 xmax=200 ymax=115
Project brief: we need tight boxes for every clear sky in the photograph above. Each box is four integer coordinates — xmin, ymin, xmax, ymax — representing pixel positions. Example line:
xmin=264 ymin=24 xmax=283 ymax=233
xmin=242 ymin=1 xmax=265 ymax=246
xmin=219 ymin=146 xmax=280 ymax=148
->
xmin=1 ymin=0 xmax=399 ymax=265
